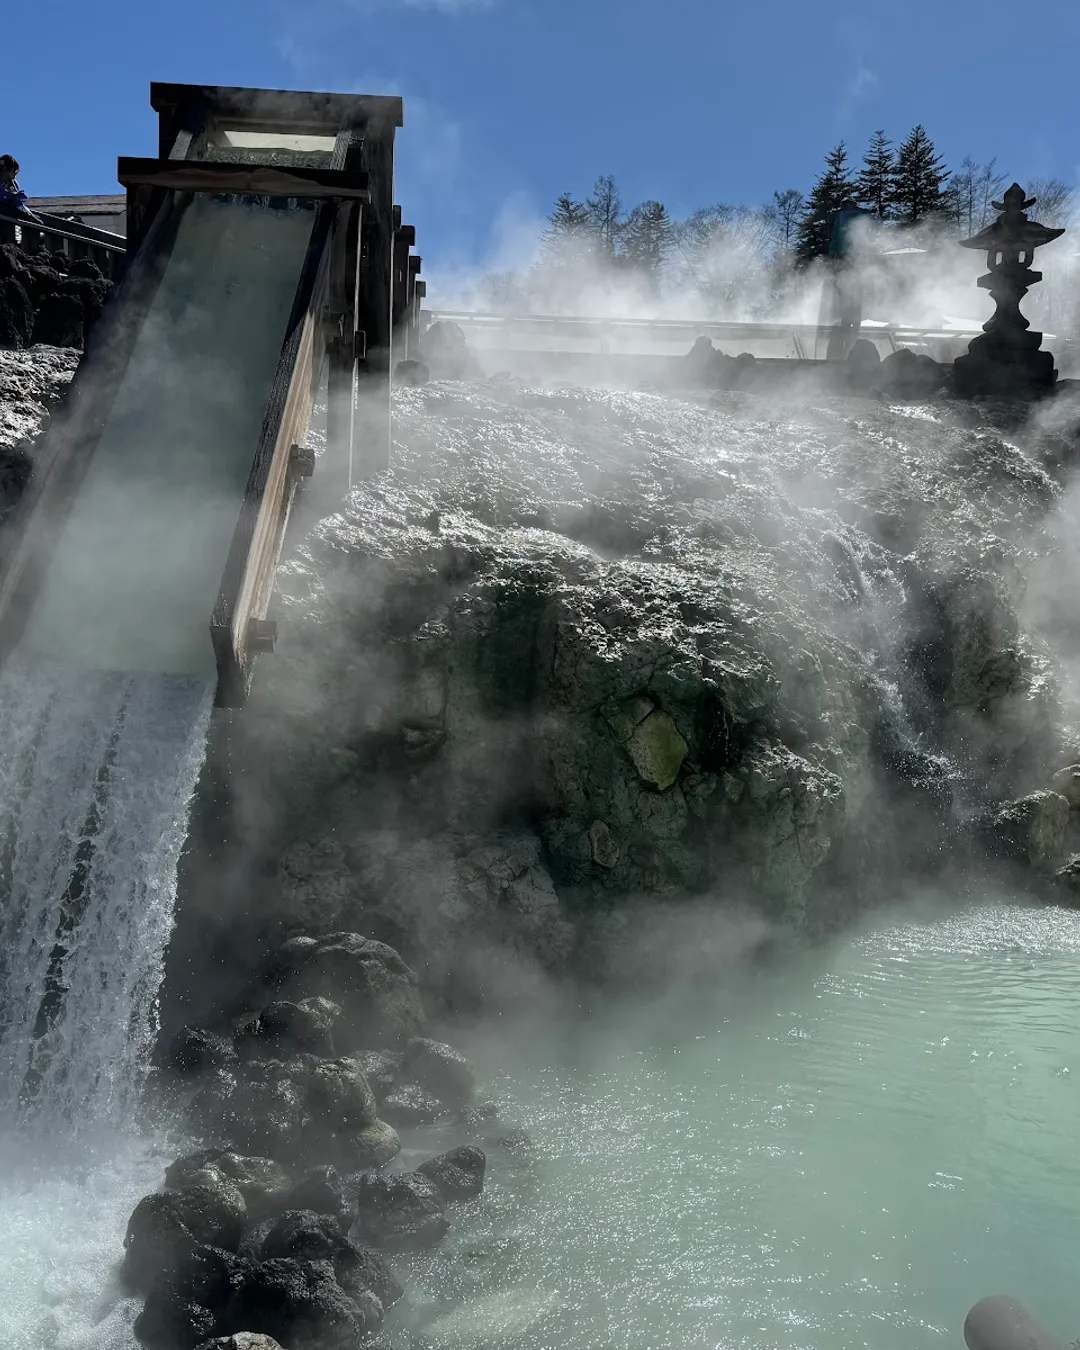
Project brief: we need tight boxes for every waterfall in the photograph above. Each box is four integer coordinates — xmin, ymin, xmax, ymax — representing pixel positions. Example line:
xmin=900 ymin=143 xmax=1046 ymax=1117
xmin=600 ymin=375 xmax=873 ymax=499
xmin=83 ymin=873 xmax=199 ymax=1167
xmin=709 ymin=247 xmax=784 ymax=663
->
xmin=0 ymin=652 xmax=213 ymax=1136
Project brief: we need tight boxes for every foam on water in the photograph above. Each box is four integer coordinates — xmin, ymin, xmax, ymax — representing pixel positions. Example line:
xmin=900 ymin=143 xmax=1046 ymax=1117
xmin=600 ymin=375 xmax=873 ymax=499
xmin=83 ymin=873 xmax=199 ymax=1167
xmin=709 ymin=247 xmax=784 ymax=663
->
xmin=403 ymin=904 xmax=1080 ymax=1350
xmin=0 ymin=654 xmax=213 ymax=1349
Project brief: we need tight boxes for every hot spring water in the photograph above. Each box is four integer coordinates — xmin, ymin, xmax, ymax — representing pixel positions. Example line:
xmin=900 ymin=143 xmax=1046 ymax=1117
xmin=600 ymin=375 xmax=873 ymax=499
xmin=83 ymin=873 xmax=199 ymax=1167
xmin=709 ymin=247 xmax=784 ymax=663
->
xmin=403 ymin=905 xmax=1080 ymax=1350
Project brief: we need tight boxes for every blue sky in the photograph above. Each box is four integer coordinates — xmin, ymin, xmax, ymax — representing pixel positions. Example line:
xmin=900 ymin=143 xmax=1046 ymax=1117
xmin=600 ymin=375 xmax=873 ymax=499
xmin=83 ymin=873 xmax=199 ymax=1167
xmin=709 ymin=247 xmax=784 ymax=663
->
xmin=7 ymin=0 xmax=1080 ymax=278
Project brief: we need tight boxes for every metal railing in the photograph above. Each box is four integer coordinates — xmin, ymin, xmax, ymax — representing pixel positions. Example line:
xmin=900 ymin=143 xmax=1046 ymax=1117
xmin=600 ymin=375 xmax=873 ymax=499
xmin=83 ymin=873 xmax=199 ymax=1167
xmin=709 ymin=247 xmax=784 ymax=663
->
xmin=0 ymin=210 xmax=126 ymax=280
xmin=421 ymin=308 xmax=986 ymax=365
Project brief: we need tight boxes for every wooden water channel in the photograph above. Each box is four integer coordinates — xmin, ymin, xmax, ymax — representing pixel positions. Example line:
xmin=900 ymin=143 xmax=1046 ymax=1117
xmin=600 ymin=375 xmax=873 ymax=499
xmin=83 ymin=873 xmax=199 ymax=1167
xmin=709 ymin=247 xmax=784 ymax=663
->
xmin=0 ymin=82 xmax=425 ymax=707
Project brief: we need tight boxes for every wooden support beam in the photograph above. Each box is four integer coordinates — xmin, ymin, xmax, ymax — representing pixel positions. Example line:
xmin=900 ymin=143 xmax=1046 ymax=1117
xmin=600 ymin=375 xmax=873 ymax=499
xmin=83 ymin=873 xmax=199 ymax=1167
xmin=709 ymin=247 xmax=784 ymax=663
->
xmin=118 ymin=157 xmax=371 ymax=201
xmin=352 ymin=116 xmax=396 ymax=478
xmin=210 ymin=206 xmax=334 ymax=707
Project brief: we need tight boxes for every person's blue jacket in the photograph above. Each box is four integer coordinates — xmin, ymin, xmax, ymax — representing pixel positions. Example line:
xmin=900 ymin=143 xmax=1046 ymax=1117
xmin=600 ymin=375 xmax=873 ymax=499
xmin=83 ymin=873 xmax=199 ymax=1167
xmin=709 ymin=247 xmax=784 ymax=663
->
xmin=829 ymin=206 xmax=873 ymax=257
xmin=0 ymin=182 xmax=29 ymax=212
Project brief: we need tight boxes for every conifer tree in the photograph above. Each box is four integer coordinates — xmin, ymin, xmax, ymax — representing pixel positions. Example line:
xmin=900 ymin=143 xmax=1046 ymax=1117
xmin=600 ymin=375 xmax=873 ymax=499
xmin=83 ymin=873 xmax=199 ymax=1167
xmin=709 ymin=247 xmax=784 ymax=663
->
xmin=856 ymin=130 xmax=895 ymax=219
xmin=891 ymin=126 xmax=950 ymax=226
xmin=539 ymin=193 xmax=595 ymax=266
xmin=795 ymin=143 xmax=856 ymax=264
xmin=620 ymin=200 xmax=673 ymax=282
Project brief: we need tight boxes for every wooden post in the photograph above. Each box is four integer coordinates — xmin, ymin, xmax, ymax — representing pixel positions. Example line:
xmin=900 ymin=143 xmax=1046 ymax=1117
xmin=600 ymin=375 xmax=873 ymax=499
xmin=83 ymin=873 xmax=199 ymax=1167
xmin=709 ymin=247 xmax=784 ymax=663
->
xmin=352 ymin=113 xmax=396 ymax=478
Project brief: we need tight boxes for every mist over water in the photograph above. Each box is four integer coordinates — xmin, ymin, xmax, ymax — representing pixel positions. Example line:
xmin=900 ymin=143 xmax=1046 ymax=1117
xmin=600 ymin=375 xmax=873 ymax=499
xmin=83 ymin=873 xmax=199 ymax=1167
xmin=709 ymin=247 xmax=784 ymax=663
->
xmin=405 ymin=905 xmax=1080 ymax=1350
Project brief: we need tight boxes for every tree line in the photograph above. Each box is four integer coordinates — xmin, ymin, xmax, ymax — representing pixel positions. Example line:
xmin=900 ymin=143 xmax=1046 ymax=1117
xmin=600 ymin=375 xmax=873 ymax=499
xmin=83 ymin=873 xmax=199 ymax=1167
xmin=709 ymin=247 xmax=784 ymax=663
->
xmin=476 ymin=129 xmax=1074 ymax=314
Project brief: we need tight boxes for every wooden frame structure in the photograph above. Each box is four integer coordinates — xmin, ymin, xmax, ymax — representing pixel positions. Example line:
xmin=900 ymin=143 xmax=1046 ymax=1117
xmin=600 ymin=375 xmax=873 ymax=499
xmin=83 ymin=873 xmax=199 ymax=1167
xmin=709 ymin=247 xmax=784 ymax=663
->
xmin=0 ymin=82 xmax=423 ymax=708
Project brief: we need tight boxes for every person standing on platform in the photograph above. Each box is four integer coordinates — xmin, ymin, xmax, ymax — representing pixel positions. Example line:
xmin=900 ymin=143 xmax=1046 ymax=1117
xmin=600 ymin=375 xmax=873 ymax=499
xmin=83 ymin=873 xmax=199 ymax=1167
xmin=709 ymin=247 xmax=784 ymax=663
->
xmin=0 ymin=157 xmax=43 ymax=222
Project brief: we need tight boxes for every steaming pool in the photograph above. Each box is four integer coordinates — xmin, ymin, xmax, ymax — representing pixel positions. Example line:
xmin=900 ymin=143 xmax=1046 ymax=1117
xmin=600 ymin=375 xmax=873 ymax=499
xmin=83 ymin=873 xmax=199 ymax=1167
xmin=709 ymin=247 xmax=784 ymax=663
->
xmin=5 ymin=902 xmax=1080 ymax=1350
xmin=396 ymin=903 xmax=1080 ymax=1350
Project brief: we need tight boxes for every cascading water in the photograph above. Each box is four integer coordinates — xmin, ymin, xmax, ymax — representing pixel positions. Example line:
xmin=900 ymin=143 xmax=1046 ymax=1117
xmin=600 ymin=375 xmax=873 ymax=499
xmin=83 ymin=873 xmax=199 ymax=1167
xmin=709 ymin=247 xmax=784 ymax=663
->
xmin=0 ymin=656 xmax=214 ymax=1132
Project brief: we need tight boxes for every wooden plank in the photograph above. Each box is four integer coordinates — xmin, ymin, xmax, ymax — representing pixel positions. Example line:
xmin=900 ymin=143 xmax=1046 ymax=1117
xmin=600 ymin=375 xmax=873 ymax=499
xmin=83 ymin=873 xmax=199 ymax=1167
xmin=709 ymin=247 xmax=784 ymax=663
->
xmin=353 ymin=117 xmax=396 ymax=477
xmin=117 ymin=157 xmax=371 ymax=201
xmin=210 ymin=206 xmax=334 ymax=707
xmin=150 ymin=82 xmax=404 ymax=132
xmin=0 ymin=196 xmax=187 ymax=663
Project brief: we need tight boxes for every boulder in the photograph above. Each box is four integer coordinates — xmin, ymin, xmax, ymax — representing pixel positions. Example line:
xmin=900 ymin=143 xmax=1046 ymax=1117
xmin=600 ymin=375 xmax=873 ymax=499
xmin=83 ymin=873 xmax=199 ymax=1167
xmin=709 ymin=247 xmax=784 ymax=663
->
xmin=282 ymin=1166 xmax=350 ymax=1226
xmin=124 ymin=1183 xmax=247 ymax=1292
xmin=306 ymin=1057 xmax=379 ymax=1129
xmin=335 ymin=1118 xmax=401 ymax=1170
xmin=203 ymin=1069 xmax=308 ymax=1161
xmin=136 ymin=1246 xmax=250 ymax=1349
xmin=220 ymin=1258 xmax=375 ymax=1349
xmin=1051 ymin=765 xmax=1080 ymax=808
xmin=270 ymin=933 xmax=425 ymax=1051
xmin=166 ymin=1027 xmax=238 ymax=1078
xmin=0 ymin=276 xmax=34 ymax=348
xmin=234 ymin=1000 xmax=338 ymax=1061
xmin=0 ymin=442 xmax=32 ymax=523
xmin=353 ymin=1170 xmax=450 ymax=1251
xmin=165 ymin=1153 xmax=293 ymax=1223
xmin=400 ymin=1038 xmax=476 ymax=1109
xmin=33 ymin=291 xmax=84 ymax=348
xmin=356 ymin=1050 xmax=401 ymax=1101
xmin=990 ymin=791 xmax=1069 ymax=870
xmin=416 ymin=1146 xmax=486 ymax=1201
xmin=260 ymin=1210 xmax=403 ymax=1309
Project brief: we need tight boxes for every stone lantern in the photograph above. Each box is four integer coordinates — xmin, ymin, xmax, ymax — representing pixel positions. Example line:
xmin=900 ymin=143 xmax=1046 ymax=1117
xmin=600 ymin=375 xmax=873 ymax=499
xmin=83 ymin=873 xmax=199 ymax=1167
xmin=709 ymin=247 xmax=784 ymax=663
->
xmin=954 ymin=183 xmax=1065 ymax=397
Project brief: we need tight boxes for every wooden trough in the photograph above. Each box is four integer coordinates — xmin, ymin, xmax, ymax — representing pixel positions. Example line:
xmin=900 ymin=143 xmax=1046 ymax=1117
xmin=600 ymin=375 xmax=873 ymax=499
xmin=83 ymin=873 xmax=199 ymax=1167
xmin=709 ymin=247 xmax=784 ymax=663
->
xmin=0 ymin=82 xmax=425 ymax=707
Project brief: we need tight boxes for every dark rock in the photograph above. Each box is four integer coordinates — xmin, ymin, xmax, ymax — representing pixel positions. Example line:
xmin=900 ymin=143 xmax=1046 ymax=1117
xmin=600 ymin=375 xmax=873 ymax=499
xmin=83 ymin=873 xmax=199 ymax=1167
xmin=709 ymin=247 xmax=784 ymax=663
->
xmin=167 ymin=1027 xmax=238 ymax=1077
xmin=33 ymin=291 xmax=84 ymax=348
xmin=136 ymin=1246 xmax=250 ymax=1349
xmin=395 ymin=358 xmax=430 ymax=386
xmin=380 ymin=1082 xmax=447 ymax=1127
xmin=421 ymin=321 xmax=483 ymax=380
xmin=283 ymin=1166 xmax=350 ymax=1226
xmin=260 ymin=1210 xmax=402 ymax=1309
xmin=135 ymin=1289 xmax=218 ymax=1348
xmin=270 ymin=933 xmax=426 ymax=1051
xmin=990 ymin=791 xmax=1069 ymax=870
xmin=124 ymin=1183 xmax=247 ymax=1292
xmin=239 ymin=1218 xmax=279 ymax=1262
xmin=68 ymin=256 xmax=104 ymax=281
xmin=879 ymin=347 xmax=946 ymax=399
xmin=354 ymin=1171 xmax=450 ymax=1251
xmin=200 ymin=1071 xmax=307 ymax=1161
xmin=0 ymin=276 xmax=33 ymax=348
xmin=330 ymin=1118 xmax=402 ymax=1171
xmin=415 ymin=1146 xmax=486 ymax=1201
xmin=400 ymin=1039 xmax=476 ymax=1109
xmin=0 ymin=442 xmax=32 ymax=522
xmin=306 ymin=1057 xmax=378 ymax=1129
xmin=356 ymin=1050 xmax=401 ymax=1101
xmin=235 ymin=1000 xmax=338 ymax=1061
xmin=166 ymin=1152 xmax=293 ymax=1223
xmin=220 ymin=1258 xmax=374 ymax=1348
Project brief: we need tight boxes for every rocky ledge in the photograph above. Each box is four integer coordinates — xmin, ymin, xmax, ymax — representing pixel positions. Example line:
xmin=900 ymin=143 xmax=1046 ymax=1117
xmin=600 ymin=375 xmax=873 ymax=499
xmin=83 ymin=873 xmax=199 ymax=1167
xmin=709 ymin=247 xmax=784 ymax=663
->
xmin=136 ymin=930 xmax=520 ymax=1349
xmin=167 ymin=377 xmax=1080 ymax=1017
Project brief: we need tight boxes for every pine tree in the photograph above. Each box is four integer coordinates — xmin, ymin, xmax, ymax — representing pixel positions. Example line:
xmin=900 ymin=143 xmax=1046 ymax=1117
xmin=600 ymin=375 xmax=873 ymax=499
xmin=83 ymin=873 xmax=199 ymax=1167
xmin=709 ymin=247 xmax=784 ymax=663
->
xmin=856 ymin=130 xmax=895 ymax=219
xmin=891 ymin=126 xmax=950 ymax=226
xmin=539 ymin=193 xmax=594 ymax=265
xmin=620 ymin=200 xmax=673 ymax=283
xmin=795 ymin=143 xmax=856 ymax=264
xmin=586 ymin=175 xmax=623 ymax=258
